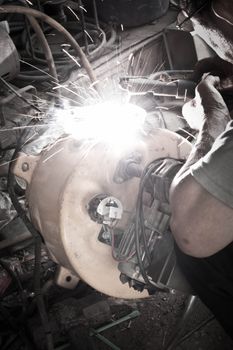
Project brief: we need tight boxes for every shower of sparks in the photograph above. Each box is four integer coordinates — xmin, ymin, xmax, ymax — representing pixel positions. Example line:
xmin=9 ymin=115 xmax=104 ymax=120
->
xmin=56 ymin=102 xmax=146 ymax=151
xmin=9 ymin=27 xmax=194 ymax=168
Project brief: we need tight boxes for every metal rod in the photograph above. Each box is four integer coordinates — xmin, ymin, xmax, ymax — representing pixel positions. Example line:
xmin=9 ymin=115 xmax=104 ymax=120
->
xmin=92 ymin=0 xmax=100 ymax=29
xmin=91 ymin=332 xmax=121 ymax=350
xmin=90 ymin=310 xmax=140 ymax=334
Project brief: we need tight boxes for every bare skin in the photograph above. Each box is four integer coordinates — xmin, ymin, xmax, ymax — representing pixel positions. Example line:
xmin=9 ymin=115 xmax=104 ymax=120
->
xmin=169 ymin=75 xmax=233 ymax=257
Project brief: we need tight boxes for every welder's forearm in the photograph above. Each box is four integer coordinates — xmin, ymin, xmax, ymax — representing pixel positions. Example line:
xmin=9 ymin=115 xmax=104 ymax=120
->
xmin=175 ymin=112 xmax=229 ymax=178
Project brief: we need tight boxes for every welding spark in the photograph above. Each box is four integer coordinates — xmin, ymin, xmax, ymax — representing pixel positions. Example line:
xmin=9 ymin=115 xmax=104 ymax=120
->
xmin=178 ymin=127 xmax=196 ymax=140
xmin=20 ymin=60 xmax=54 ymax=80
xmin=79 ymin=5 xmax=87 ymax=13
xmin=0 ymin=125 xmax=45 ymax=132
xmin=42 ymin=147 xmax=65 ymax=163
xmin=67 ymin=6 xmax=80 ymax=21
xmin=84 ymin=30 xmax=94 ymax=43
xmin=56 ymin=102 xmax=146 ymax=151
xmin=61 ymin=49 xmax=81 ymax=67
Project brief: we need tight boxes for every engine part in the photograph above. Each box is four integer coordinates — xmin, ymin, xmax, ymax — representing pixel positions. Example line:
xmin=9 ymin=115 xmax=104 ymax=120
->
xmin=13 ymin=128 xmax=191 ymax=299
xmin=0 ymin=25 xmax=19 ymax=80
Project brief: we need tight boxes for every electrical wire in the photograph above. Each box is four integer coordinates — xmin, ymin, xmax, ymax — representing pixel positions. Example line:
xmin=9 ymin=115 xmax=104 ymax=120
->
xmin=134 ymin=158 xmax=170 ymax=292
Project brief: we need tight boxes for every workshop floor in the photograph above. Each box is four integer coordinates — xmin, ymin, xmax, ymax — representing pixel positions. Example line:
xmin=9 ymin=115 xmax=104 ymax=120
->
xmin=82 ymin=292 xmax=233 ymax=350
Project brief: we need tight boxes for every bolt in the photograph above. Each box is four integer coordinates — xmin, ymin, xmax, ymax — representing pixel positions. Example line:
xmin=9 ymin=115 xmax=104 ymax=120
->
xmin=22 ymin=162 xmax=29 ymax=172
xmin=66 ymin=276 xmax=72 ymax=282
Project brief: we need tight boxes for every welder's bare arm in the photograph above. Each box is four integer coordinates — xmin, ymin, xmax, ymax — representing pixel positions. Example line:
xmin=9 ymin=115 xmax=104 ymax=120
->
xmin=169 ymin=76 xmax=233 ymax=258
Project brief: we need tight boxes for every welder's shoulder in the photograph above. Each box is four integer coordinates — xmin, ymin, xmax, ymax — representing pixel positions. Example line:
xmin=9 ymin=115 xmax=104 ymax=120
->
xmin=169 ymin=171 xmax=233 ymax=258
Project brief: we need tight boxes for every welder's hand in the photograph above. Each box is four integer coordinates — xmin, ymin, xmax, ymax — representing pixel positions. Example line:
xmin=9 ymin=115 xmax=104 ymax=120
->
xmin=182 ymin=74 xmax=230 ymax=130
xmin=195 ymin=74 xmax=230 ymax=118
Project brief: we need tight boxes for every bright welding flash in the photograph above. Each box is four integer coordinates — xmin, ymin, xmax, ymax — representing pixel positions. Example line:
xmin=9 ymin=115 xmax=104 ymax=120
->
xmin=56 ymin=102 xmax=146 ymax=150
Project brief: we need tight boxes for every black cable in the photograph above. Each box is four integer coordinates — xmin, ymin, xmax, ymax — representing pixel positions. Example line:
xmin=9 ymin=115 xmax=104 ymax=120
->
xmin=134 ymin=158 xmax=170 ymax=290
xmin=7 ymin=126 xmax=54 ymax=350
xmin=134 ymin=157 xmax=182 ymax=292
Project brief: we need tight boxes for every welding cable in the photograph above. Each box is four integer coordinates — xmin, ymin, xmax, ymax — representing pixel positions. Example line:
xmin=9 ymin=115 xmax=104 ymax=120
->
xmin=0 ymin=5 xmax=99 ymax=92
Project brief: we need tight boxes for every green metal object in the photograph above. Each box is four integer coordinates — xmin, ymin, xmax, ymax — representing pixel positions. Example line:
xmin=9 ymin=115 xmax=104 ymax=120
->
xmin=89 ymin=309 xmax=140 ymax=350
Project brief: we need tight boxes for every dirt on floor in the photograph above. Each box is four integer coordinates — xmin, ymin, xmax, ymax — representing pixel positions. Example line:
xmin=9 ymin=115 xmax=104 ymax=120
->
xmin=62 ymin=290 xmax=233 ymax=350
